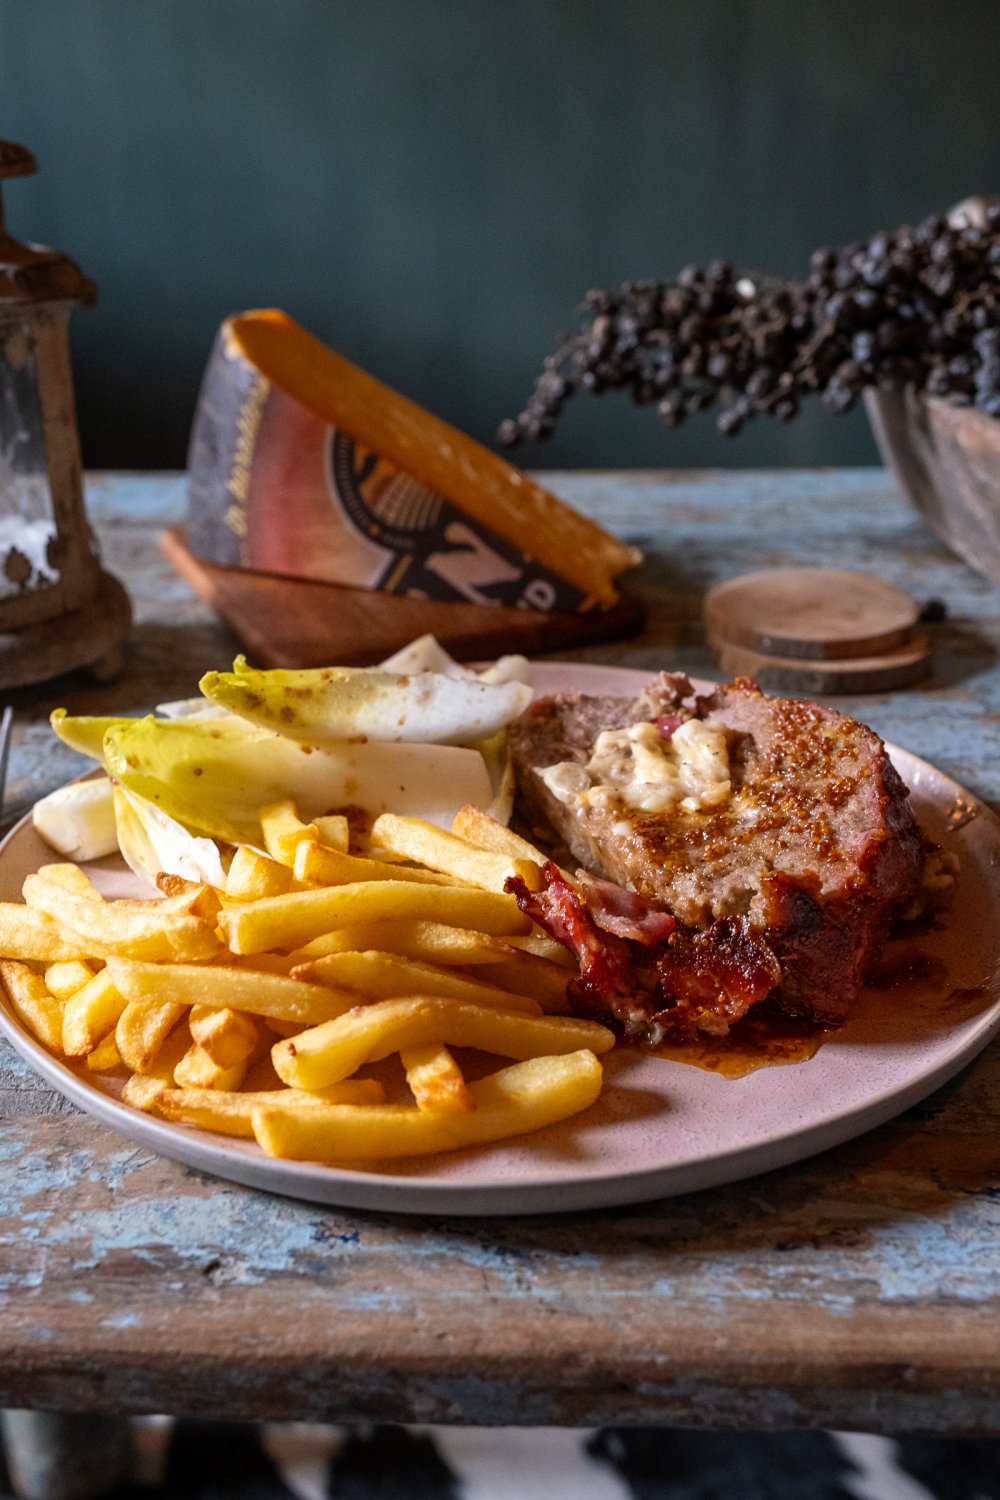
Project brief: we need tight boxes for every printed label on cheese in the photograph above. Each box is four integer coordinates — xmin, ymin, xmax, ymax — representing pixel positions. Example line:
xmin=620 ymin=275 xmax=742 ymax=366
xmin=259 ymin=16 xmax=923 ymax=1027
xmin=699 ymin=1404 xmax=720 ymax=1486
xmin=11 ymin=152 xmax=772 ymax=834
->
xmin=187 ymin=327 xmax=588 ymax=611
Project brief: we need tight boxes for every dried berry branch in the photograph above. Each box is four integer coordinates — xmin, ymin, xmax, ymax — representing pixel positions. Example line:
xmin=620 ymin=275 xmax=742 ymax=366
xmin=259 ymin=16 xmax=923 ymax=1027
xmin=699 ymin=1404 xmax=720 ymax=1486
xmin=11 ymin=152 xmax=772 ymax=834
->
xmin=498 ymin=207 xmax=1000 ymax=445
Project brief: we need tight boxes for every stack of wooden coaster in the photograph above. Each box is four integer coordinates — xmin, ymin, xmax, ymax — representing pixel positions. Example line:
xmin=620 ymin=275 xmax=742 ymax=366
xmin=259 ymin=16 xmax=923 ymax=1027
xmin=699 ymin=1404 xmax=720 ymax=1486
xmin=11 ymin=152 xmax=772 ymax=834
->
xmin=704 ymin=568 xmax=931 ymax=693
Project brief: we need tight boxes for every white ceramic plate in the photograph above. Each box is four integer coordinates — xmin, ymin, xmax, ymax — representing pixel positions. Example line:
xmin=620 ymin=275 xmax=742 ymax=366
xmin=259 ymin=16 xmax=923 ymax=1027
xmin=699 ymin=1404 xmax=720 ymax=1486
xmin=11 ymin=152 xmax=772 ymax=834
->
xmin=2 ymin=663 xmax=999 ymax=1217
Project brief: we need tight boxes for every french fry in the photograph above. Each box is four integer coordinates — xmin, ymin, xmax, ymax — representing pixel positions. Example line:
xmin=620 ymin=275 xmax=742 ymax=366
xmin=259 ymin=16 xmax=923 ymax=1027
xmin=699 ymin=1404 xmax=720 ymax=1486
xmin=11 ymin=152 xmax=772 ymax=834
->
xmin=62 ymin=969 xmax=128 ymax=1057
xmin=173 ymin=1040 xmax=253 ymax=1092
xmin=19 ymin=711 xmax=616 ymax=1169
xmin=503 ymin=931 xmax=576 ymax=967
xmin=86 ymin=1031 xmax=125 ymax=1072
xmin=259 ymin=799 xmax=319 ymax=866
xmin=37 ymin=862 xmax=102 ymax=899
xmin=217 ymin=881 xmax=530 ymax=955
xmin=348 ymin=844 xmax=415 ymax=864
xmin=261 ymin=1016 xmax=305 ymax=1038
xmin=122 ymin=1074 xmax=171 ymax=1111
xmin=291 ymin=836 xmax=458 ymax=889
xmin=401 ymin=1043 xmax=473 ymax=1114
xmin=121 ymin=1021 xmax=193 ymax=1110
xmin=157 ymin=1080 xmax=386 ymax=1138
xmin=450 ymin=805 xmax=550 ymax=865
xmin=160 ymin=876 xmax=220 ymax=918
xmin=106 ymin=957 xmax=361 ymax=1026
xmin=155 ymin=874 xmax=223 ymax=920
xmin=225 ymin=844 xmax=296 ymax=902
xmin=23 ymin=872 xmax=222 ymax=962
xmin=454 ymin=952 xmax=571 ymax=1014
xmin=0 ymin=904 xmax=99 ymax=963
xmin=293 ymin=951 xmax=541 ymax=1014
xmin=242 ymin=1050 xmax=287 ymax=1089
xmin=370 ymin=813 xmax=542 ymax=894
xmin=228 ymin=952 xmax=297 ymax=975
xmin=116 ymin=998 xmax=187 ymax=1074
xmin=189 ymin=1004 xmax=259 ymax=1068
xmin=313 ymin=814 xmax=350 ymax=852
xmin=254 ymin=1050 xmax=604 ymax=1161
xmin=271 ymin=995 xmax=615 ymax=1091
xmin=449 ymin=806 xmax=578 ymax=893
xmin=0 ymin=959 xmax=64 ymax=1050
xmin=43 ymin=959 xmax=97 ymax=1000
xmin=288 ymin=919 xmax=514 ymax=967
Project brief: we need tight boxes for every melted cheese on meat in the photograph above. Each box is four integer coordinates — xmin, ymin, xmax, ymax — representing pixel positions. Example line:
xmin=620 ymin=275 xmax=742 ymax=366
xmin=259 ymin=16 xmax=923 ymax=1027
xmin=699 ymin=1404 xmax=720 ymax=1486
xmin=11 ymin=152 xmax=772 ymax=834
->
xmin=539 ymin=718 xmax=731 ymax=816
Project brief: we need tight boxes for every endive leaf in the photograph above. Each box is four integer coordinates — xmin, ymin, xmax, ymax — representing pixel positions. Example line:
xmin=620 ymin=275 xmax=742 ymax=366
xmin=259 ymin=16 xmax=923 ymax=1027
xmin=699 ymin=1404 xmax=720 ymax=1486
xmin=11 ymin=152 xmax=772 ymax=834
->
xmin=113 ymin=785 xmax=228 ymax=891
xmin=198 ymin=656 xmax=532 ymax=746
xmin=50 ymin=710 xmax=132 ymax=767
xmin=103 ymin=715 xmax=495 ymax=844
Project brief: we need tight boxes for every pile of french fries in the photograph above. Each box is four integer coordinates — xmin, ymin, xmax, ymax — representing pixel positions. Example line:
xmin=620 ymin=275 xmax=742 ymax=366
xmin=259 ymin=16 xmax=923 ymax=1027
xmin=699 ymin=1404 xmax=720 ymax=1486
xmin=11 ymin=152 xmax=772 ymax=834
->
xmin=0 ymin=803 xmax=613 ymax=1163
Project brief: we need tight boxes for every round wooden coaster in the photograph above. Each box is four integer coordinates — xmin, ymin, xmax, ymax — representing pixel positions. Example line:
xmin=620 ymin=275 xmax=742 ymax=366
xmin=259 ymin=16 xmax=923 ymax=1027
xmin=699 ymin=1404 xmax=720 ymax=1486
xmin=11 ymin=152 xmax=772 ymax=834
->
xmin=704 ymin=568 xmax=921 ymax=661
xmin=709 ymin=630 xmax=931 ymax=694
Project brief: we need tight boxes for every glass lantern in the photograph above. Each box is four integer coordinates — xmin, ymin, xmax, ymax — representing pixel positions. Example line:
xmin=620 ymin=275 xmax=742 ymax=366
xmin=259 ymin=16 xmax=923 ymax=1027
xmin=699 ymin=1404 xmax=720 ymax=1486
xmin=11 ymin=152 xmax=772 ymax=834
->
xmin=0 ymin=139 xmax=130 ymax=685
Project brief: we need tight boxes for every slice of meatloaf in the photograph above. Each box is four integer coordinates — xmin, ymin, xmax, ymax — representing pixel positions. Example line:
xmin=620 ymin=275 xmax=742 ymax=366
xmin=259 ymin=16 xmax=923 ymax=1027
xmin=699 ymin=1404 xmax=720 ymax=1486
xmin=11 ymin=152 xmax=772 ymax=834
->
xmin=508 ymin=673 xmax=925 ymax=1030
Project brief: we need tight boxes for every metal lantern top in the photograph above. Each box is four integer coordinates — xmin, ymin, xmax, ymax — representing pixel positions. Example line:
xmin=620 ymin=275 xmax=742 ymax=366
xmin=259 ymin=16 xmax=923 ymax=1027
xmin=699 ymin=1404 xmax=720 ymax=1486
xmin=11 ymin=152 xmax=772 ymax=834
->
xmin=0 ymin=142 xmax=97 ymax=309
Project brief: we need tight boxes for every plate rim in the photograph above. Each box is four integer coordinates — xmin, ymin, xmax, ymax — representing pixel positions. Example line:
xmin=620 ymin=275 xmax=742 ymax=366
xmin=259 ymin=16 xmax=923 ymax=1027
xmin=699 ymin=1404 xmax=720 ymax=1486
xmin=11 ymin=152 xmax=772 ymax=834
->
xmin=2 ymin=980 xmax=998 ymax=1216
xmin=4 ymin=661 xmax=1000 ymax=1216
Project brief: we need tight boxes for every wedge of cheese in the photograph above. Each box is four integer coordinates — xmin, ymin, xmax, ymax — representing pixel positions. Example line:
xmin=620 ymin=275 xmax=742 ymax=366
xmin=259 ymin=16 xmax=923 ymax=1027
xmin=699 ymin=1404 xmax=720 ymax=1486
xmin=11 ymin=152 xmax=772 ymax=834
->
xmin=187 ymin=310 xmax=640 ymax=610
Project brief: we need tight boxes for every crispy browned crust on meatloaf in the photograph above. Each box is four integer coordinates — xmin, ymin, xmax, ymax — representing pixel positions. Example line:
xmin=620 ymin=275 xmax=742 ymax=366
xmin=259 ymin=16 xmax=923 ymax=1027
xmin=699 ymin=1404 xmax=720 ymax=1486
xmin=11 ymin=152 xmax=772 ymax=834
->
xmin=508 ymin=673 xmax=925 ymax=1026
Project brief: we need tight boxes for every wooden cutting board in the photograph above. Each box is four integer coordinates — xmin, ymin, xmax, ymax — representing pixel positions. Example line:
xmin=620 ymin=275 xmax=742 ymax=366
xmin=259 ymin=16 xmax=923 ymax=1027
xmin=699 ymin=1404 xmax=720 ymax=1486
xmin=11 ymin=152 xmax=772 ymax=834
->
xmin=161 ymin=527 xmax=646 ymax=667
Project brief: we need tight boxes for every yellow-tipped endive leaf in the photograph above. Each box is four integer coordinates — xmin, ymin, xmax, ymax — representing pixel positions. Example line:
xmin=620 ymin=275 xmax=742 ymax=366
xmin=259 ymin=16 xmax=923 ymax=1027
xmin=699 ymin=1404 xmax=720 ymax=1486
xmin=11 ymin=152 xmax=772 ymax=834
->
xmin=198 ymin=657 xmax=533 ymax=746
xmin=113 ymin=785 xmax=228 ymax=891
xmin=102 ymin=716 xmax=495 ymax=844
xmin=50 ymin=710 xmax=133 ymax=767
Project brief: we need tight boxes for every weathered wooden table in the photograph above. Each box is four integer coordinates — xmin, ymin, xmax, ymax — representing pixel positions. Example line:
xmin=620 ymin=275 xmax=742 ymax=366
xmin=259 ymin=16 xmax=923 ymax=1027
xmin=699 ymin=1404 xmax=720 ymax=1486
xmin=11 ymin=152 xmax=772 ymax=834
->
xmin=3 ymin=470 xmax=1000 ymax=1449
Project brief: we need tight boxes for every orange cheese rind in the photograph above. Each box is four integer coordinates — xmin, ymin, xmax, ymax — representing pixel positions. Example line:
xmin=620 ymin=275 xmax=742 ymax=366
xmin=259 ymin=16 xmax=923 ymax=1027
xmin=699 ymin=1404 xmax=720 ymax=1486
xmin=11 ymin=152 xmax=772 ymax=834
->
xmin=223 ymin=309 xmax=642 ymax=607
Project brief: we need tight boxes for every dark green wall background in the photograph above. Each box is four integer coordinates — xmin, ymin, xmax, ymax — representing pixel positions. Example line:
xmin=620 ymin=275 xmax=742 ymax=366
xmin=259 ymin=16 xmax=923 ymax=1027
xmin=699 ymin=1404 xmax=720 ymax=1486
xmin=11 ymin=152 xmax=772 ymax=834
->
xmin=2 ymin=0 xmax=999 ymax=471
